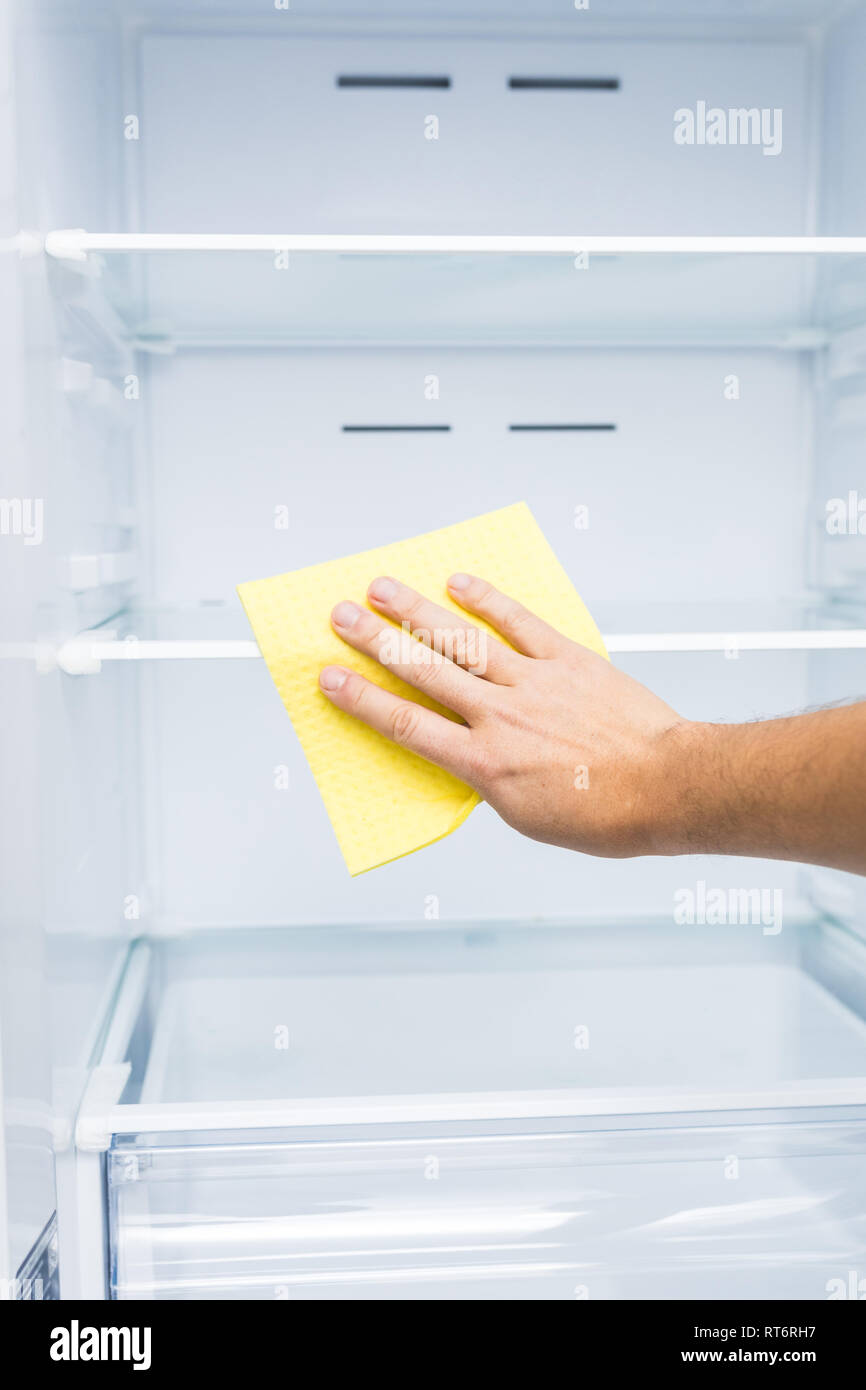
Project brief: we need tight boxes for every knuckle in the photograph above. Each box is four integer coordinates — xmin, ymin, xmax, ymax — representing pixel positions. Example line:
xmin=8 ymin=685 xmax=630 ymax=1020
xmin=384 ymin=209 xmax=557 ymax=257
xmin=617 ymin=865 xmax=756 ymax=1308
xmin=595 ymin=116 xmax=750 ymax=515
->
xmin=503 ymin=603 xmax=533 ymax=637
xmin=373 ymin=625 xmax=398 ymax=666
xmin=389 ymin=702 xmax=421 ymax=746
xmin=404 ymin=591 xmax=427 ymax=623
xmin=405 ymin=589 xmax=428 ymax=617
xmin=473 ymin=581 xmax=496 ymax=608
xmin=345 ymin=675 xmax=369 ymax=712
xmin=353 ymin=611 xmax=378 ymax=642
xmin=411 ymin=654 xmax=441 ymax=689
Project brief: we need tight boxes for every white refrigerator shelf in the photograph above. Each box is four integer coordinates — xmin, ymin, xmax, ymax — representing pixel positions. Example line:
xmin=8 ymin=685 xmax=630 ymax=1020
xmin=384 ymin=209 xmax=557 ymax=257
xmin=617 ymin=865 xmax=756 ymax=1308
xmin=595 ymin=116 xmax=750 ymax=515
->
xmin=54 ymin=597 xmax=866 ymax=673
xmin=44 ymin=235 xmax=866 ymax=349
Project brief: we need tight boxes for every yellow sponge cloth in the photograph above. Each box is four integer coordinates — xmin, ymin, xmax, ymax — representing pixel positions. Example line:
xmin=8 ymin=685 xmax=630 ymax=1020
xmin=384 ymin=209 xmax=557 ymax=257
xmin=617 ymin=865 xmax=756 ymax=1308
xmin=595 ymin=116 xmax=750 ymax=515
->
xmin=237 ymin=502 xmax=607 ymax=876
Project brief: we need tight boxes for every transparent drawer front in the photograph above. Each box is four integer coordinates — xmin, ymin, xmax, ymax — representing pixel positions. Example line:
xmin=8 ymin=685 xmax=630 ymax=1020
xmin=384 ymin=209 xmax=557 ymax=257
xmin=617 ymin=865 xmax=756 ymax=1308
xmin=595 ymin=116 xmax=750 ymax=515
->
xmin=108 ymin=1124 xmax=866 ymax=1301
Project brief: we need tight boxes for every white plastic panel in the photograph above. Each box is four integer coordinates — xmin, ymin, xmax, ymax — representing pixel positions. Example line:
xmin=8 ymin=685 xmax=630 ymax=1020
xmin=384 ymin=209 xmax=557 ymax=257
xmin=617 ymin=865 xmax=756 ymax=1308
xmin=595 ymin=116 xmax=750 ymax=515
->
xmin=135 ymin=33 xmax=810 ymax=236
xmin=145 ymin=348 xmax=811 ymax=605
xmin=1 ymin=0 xmax=141 ymax=1293
xmin=147 ymin=658 xmax=814 ymax=930
xmin=820 ymin=2 xmax=866 ymax=235
xmin=13 ymin=1 xmax=124 ymax=231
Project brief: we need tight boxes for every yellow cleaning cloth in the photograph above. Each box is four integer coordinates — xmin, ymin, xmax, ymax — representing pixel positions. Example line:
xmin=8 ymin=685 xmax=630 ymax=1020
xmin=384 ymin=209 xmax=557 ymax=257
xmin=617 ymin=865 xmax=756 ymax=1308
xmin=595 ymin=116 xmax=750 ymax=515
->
xmin=238 ymin=502 xmax=608 ymax=875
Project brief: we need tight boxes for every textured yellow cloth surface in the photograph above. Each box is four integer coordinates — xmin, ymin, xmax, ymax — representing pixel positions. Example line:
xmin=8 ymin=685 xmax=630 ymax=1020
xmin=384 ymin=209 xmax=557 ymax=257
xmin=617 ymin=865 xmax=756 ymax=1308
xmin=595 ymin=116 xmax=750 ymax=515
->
xmin=238 ymin=502 xmax=608 ymax=875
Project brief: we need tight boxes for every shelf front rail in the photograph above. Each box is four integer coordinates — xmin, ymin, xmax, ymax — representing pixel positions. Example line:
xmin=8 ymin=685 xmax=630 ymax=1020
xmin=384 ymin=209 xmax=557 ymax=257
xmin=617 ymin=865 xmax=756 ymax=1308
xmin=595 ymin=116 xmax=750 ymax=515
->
xmin=54 ymin=629 xmax=866 ymax=673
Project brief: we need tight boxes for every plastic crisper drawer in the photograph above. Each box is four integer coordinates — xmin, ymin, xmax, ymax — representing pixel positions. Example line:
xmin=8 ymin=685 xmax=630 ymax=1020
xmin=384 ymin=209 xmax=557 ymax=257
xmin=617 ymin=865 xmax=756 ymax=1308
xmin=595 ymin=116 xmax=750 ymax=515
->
xmin=100 ymin=920 xmax=866 ymax=1300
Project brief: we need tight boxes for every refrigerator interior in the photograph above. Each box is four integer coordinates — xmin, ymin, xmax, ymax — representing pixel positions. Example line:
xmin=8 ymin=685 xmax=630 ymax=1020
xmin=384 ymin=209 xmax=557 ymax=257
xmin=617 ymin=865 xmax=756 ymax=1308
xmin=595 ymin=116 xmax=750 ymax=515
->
xmin=2 ymin=0 xmax=866 ymax=1300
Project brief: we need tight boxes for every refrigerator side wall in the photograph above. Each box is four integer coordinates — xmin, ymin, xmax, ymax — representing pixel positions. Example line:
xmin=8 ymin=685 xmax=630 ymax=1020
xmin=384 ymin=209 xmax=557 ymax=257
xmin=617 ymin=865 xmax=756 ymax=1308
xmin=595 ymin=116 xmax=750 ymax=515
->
xmin=1 ymin=0 xmax=140 ymax=1293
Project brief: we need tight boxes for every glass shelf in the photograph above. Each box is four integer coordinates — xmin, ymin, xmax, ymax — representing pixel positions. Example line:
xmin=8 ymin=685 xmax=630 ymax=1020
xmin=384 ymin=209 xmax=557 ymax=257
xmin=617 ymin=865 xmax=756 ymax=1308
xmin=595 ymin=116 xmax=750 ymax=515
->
xmin=45 ymin=233 xmax=866 ymax=348
xmin=104 ymin=921 xmax=866 ymax=1116
xmin=53 ymin=597 xmax=866 ymax=673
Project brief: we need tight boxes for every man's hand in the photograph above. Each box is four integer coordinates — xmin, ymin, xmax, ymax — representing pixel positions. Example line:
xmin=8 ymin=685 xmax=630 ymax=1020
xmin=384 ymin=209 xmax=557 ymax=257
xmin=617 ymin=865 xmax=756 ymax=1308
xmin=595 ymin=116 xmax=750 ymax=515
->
xmin=319 ymin=574 xmax=866 ymax=874
xmin=319 ymin=572 xmax=689 ymax=858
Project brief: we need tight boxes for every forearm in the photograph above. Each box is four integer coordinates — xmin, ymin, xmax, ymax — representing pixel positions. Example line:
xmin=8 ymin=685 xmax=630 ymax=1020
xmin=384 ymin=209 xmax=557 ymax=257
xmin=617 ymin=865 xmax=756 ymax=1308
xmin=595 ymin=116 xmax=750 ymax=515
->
xmin=657 ymin=703 xmax=866 ymax=873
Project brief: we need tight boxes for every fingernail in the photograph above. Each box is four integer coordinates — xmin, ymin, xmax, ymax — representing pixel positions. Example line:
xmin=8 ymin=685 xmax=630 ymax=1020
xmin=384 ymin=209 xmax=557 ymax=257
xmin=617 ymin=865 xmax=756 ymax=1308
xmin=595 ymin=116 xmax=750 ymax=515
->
xmin=368 ymin=576 xmax=397 ymax=603
xmin=332 ymin=600 xmax=361 ymax=629
xmin=320 ymin=667 xmax=348 ymax=692
xmin=448 ymin=572 xmax=471 ymax=591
